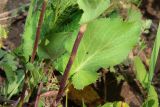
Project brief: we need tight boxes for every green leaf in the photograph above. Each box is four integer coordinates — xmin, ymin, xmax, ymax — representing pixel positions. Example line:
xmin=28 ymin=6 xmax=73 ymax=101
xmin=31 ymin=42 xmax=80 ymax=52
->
xmin=101 ymin=103 xmax=113 ymax=107
xmin=0 ymin=25 xmax=7 ymax=48
xmin=133 ymin=22 xmax=160 ymax=107
xmin=101 ymin=101 xmax=129 ymax=107
xmin=26 ymin=63 xmax=43 ymax=85
xmin=72 ymin=70 xmax=98 ymax=89
xmin=22 ymin=0 xmax=79 ymax=61
xmin=40 ymin=0 xmax=78 ymax=35
xmin=134 ymin=56 xmax=149 ymax=88
xmin=0 ymin=49 xmax=6 ymax=59
xmin=127 ymin=6 xmax=142 ymax=22
xmin=51 ymin=0 xmax=77 ymax=26
xmin=133 ymin=56 xmax=159 ymax=106
xmin=0 ymin=25 xmax=7 ymax=39
xmin=57 ymin=11 xmax=81 ymax=32
xmin=82 ymin=99 xmax=87 ymax=107
xmin=142 ymin=85 xmax=159 ymax=107
xmin=22 ymin=0 xmax=40 ymax=60
xmin=55 ymin=18 xmax=141 ymax=89
xmin=129 ymin=0 xmax=141 ymax=4
xmin=49 ymin=0 xmax=78 ymax=32
xmin=142 ymin=21 xmax=160 ymax=107
xmin=0 ymin=50 xmax=24 ymax=98
xmin=78 ymin=0 xmax=110 ymax=24
xmin=38 ymin=32 xmax=71 ymax=60
xmin=7 ymin=69 xmax=25 ymax=99
xmin=148 ymin=22 xmax=160 ymax=83
xmin=38 ymin=98 xmax=45 ymax=107
xmin=41 ymin=6 xmax=56 ymax=37
xmin=0 ymin=52 xmax=18 ymax=83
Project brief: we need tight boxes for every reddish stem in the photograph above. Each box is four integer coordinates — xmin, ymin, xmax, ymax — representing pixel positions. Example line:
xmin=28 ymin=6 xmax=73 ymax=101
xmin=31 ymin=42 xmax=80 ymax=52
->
xmin=34 ymin=82 xmax=43 ymax=107
xmin=53 ymin=24 xmax=87 ymax=107
xmin=40 ymin=90 xmax=58 ymax=97
xmin=32 ymin=1 xmax=47 ymax=106
xmin=19 ymin=1 xmax=47 ymax=106
xmin=31 ymin=0 xmax=47 ymax=63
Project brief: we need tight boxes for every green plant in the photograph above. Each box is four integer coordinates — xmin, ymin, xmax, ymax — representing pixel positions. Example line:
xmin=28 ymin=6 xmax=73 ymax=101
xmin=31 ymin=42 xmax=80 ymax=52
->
xmin=134 ymin=22 xmax=160 ymax=107
xmin=0 ymin=25 xmax=7 ymax=48
xmin=0 ymin=49 xmax=24 ymax=99
xmin=0 ymin=0 xmax=159 ymax=106
xmin=101 ymin=101 xmax=129 ymax=107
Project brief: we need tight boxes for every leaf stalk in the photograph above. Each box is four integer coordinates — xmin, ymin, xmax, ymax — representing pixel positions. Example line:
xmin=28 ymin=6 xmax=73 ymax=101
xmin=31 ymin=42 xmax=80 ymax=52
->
xmin=31 ymin=0 xmax=47 ymax=63
xmin=53 ymin=24 xmax=87 ymax=107
xmin=19 ymin=1 xmax=47 ymax=106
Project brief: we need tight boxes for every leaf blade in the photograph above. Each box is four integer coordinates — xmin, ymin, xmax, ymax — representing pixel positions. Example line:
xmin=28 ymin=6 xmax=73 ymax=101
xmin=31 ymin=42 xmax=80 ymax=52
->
xmin=78 ymin=0 xmax=110 ymax=24
xmin=55 ymin=18 xmax=142 ymax=89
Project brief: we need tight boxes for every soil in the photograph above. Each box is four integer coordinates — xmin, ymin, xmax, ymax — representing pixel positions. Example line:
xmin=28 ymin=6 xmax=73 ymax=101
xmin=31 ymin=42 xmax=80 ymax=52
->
xmin=0 ymin=0 xmax=29 ymax=49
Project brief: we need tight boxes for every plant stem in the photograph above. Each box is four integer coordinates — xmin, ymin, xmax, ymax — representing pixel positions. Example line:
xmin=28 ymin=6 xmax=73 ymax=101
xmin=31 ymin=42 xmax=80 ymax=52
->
xmin=53 ymin=24 xmax=87 ymax=107
xmin=65 ymin=88 xmax=69 ymax=107
xmin=31 ymin=0 xmax=47 ymax=63
xmin=40 ymin=90 xmax=58 ymax=97
xmin=18 ymin=78 xmax=27 ymax=107
xmin=32 ymin=1 xmax=47 ymax=106
xmin=18 ymin=70 xmax=28 ymax=107
xmin=34 ymin=82 xmax=43 ymax=107
xmin=19 ymin=1 xmax=47 ymax=106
